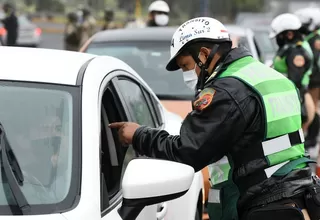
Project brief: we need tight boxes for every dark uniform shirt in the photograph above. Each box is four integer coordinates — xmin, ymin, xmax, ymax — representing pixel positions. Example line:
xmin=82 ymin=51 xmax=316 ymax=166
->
xmin=132 ymin=47 xmax=312 ymax=214
xmin=276 ymin=43 xmax=311 ymax=90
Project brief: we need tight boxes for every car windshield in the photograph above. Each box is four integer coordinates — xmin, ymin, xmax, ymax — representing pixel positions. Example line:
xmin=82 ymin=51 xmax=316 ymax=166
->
xmin=86 ymin=41 xmax=194 ymax=99
xmin=18 ymin=16 xmax=30 ymax=25
xmin=0 ymin=82 xmax=79 ymax=214
xmin=253 ymin=30 xmax=277 ymax=54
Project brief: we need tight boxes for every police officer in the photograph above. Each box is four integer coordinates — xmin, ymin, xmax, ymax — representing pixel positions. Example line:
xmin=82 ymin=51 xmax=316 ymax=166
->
xmin=182 ymin=48 xmax=239 ymax=220
xmin=78 ymin=7 xmax=96 ymax=48
xmin=1 ymin=2 xmax=18 ymax=46
xmin=101 ymin=9 xmax=117 ymax=30
xmin=147 ymin=0 xmax=170 ymax=27
xmin=270 ymin=13 xmax=315 ymax=132
xmin=64 ymin=12 xmax=80 ymax=51
xmin=295 ymin=8 xmax=320 ymax=149
xmin=110 ymin=17 xmax=319 ymax=220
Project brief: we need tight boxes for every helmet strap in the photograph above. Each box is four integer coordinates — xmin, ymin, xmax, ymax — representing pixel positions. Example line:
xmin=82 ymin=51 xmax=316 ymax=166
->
xmin=192 ymin=44 xmax=220 ymax=91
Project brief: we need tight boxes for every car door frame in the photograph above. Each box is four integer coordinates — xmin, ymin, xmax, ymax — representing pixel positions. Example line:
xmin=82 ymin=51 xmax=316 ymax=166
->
xmin=98 ymin=71 xmax=132 ymax=218
xmin=113 ymin=76 xmax=159 ymax=128
xmin=98 ymin=70 xmax=160 ymax=220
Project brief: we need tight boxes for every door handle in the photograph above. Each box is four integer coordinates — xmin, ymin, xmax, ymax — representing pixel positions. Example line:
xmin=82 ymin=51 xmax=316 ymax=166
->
xmin=157 ymin=202 xmax=167 ymax=220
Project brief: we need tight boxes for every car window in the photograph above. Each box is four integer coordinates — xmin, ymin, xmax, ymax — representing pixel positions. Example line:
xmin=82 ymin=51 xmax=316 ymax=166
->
xmin=86 ymin=41 xmax=194 ymax=100
xmin=18 ymin=16 xmax=31 ymax=25
xmin=253 ymin=30 xmax=277 ymax=54
xmin=237 ymin=36 xmax=250 ymax=51
xmin=100 ymin=81 xmax=137 ymax=214
xmin=0 ymin=82 xmax=80 ymax=214
xmin=116 ymin=78 xmax=156 ymax=128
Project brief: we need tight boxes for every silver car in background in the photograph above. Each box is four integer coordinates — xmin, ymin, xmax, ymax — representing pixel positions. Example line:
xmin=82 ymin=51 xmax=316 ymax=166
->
xmin=0 ymin=14 xmax=41 ymax=47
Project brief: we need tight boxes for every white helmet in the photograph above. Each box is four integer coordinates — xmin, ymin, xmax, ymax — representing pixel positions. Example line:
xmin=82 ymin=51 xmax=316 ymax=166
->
xmin=295 ymin=8 xmax=313 ymax=24
xmin=148 ymin=0 xmax=170 ymax=13
xmin=166 ymin=17 xmax=231 ymax=71
xmin=269 ymin=13 xmax=302 ymax=38
xmin=294 ymin=8 xmax=320 ymax=31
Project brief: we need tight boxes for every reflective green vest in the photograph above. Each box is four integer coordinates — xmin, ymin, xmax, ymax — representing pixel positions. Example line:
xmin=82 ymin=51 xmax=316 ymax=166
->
xmin=218 ymin=56 xmax=304 ymax=165
xmin=273 ymin=41 xmax=313 ymax=87
xmin=208 ymin=57 xmax=305 ymax=219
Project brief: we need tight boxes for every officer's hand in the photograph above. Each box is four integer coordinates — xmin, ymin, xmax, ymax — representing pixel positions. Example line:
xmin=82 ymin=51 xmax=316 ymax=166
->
xmin=109 ymin=122 xmax=140 ymax=145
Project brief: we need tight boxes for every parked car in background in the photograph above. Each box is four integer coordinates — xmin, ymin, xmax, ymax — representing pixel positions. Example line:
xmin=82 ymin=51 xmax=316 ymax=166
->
xmin=0 ymin=14 xmax=41 ymax=47
xmin=0 ymin=46 xmax=197 ymax=220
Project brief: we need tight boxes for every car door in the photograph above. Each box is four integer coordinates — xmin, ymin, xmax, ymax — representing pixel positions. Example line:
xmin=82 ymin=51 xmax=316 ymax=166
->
xmin=113 ymin=73 xmax=170 ymax=219
xmin=98 ymin=73 xmax=157 ymax=220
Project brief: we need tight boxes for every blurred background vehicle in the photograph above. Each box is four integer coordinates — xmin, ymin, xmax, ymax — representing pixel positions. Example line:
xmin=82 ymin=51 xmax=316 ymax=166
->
xmin=16 ymin=15 xmax=41 ymax=47
xmin=0 ymin=12 xmax=41 ymax=47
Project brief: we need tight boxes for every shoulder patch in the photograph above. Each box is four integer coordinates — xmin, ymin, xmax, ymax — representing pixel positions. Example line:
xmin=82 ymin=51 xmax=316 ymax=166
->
xmin=314 ymin=39 xmax=320 ymax=50
xmin=193 ymin=88 xmax=216 ymax=111
xmin=293 ymin=55 xmax=305 ymax=67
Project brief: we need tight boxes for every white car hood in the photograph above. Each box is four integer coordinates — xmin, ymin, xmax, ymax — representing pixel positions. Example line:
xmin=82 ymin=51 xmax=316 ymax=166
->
xmin=162 ymin=108 xmax=183 ymax=135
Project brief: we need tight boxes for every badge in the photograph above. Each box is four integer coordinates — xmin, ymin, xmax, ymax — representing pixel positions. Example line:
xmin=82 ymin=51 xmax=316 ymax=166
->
xmin=293 ymin=55 xmax=305 ymax=67
xmin=193 ymin=88 xmax=216 ymax=111
xmin=314 ymin=39 xmax=320 ymax=50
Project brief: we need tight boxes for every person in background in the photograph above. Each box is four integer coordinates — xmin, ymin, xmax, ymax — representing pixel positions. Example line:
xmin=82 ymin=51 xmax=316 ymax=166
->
xmin=295 ymin=8 xmax=320 ymax=176
xmin=1 ymin=2 xmax=18 ymax=46
xmin=270 ymin=13 xmax=315 ymax=133
xmin=147 ymin=0 xmax=170 ymax=27
xmin=101 ymin=9 xmax=117 ymax=30
xmin=64 ymin=12 xmax=80 ymax=51
xmin=78 ymin=7 xmax=96 ymax=48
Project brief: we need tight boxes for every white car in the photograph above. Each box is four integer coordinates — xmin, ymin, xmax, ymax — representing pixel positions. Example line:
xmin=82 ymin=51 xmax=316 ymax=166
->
xmin=0 ymin=47 xmax=203 ymax=220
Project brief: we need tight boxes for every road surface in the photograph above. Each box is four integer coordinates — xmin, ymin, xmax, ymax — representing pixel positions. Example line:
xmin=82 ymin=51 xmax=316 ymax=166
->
xmin=39 ymin=32 xmax=64 ymax=50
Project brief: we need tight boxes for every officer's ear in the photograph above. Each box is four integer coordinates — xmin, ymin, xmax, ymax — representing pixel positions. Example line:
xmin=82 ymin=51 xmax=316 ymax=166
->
xmin=199 ymin=47 xmax=210 ymax=58
xmin=199 ymin=47 xmax=210 ymax=63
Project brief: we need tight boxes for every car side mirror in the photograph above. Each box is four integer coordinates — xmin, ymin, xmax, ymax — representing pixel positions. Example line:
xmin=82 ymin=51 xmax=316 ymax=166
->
xmin=118 ymin=158 xmax=194 ymax=220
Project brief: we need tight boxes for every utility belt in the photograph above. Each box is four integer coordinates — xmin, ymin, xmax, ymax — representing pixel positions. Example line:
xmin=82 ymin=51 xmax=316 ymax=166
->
xmin=241 ymin=176 xmax=320 ymax=220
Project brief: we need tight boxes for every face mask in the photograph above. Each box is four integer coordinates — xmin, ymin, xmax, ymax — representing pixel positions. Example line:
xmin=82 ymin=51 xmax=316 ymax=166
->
xmin=183 ymin=64 xmax=198 ymax=90
xmin=154 ymin=14 xmax=169 ymax=26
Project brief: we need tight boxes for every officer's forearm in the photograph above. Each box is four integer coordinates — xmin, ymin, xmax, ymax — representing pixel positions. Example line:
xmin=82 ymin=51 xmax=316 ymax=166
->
xmin=132 ymin=126 xmax=204 ymax=171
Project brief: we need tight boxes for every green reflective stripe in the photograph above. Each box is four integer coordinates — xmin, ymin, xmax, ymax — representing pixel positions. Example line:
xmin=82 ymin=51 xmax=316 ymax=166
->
xmin=263 ymin=91 xmax=300 ymax=124
xmin=267 ymin=143 xmax=304 ymax=166
xmin=267 ymin=115 xmax=301 ymax=138
xmin=254 ymin=78 xmax=293 ymax=95
xmin=224 ymin=62 xmax=286 ymax=85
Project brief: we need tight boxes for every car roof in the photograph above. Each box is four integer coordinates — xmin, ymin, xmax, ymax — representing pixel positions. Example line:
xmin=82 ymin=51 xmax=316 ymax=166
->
xmin=91 ymin=26 xmax=252 ymax=44
xmin=224 ymin=24 xmax=253 ymax=36
xmin=0 ymin=47 xmax=96 ymax=85
xmin=93 ymin=27 xmax=177 ymax=42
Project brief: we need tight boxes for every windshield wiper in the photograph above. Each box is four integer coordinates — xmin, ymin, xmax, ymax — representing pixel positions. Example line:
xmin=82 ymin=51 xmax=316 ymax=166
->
xmin=0 ymin=124 xmax=31 ymax=214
